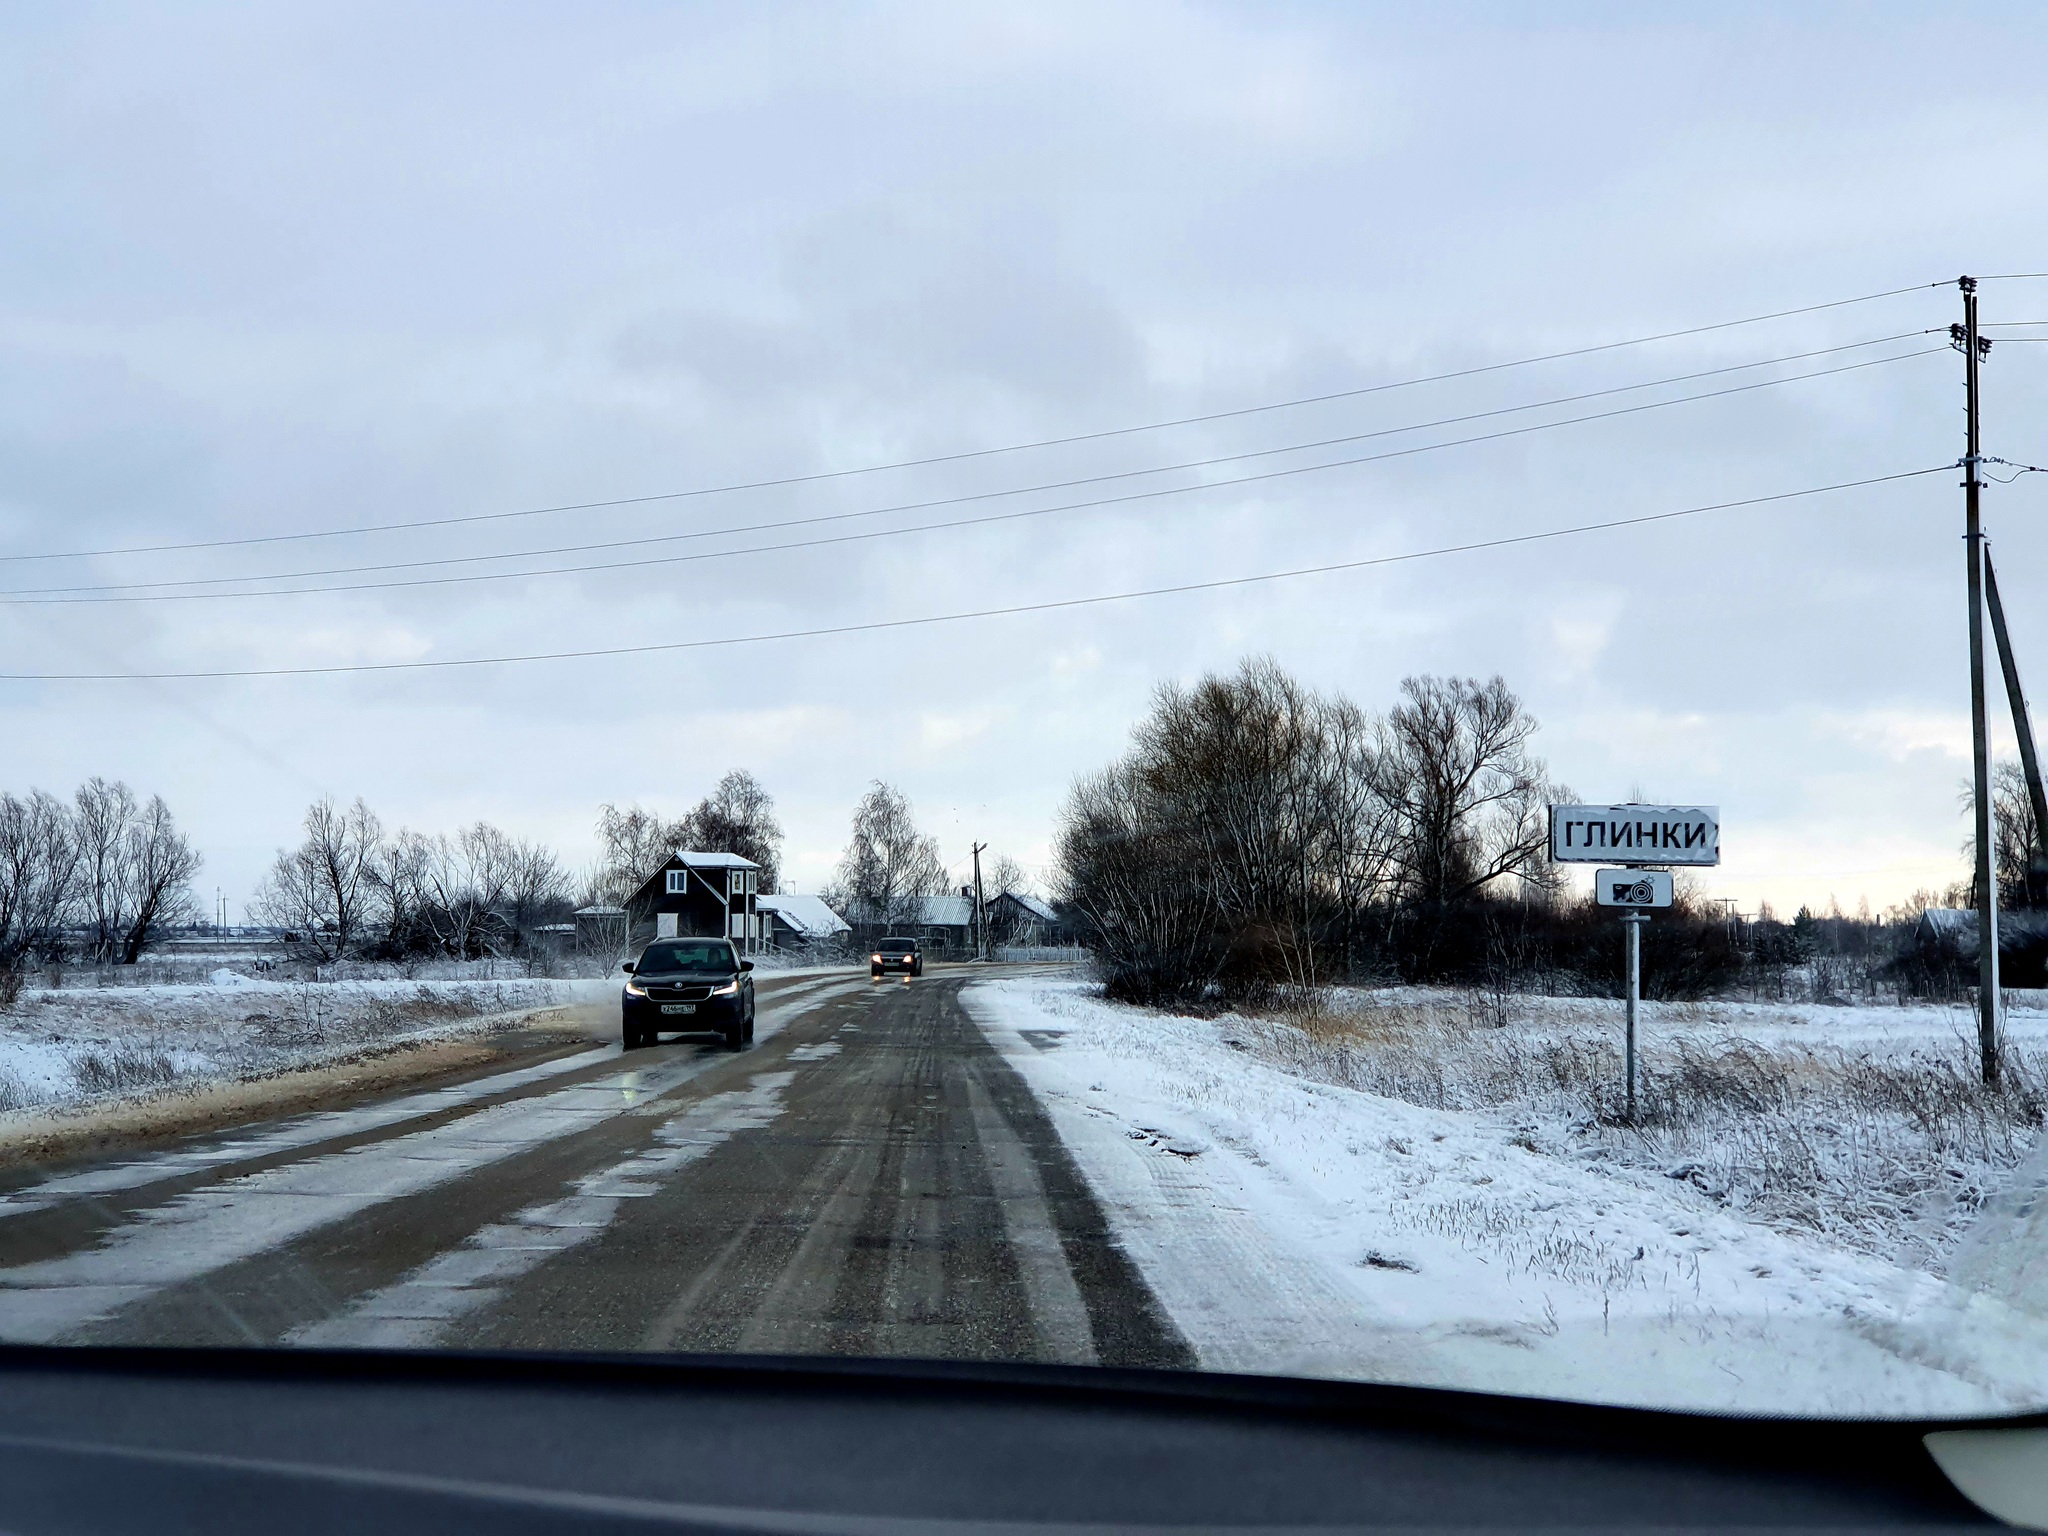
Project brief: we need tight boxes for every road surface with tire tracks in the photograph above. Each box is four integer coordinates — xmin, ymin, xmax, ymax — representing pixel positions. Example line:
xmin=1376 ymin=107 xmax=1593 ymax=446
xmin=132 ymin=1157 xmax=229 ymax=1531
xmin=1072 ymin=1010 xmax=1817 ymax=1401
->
xmin=0 ymin=971 xmax=1192 ymax=1367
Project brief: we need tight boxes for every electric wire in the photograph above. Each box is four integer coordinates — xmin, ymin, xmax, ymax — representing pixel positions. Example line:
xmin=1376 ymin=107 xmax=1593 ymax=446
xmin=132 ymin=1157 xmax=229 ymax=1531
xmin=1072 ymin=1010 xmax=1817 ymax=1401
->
xmin=0 ymin=346 xmax=1945 ymax=606
xmin=0 ymin=467 xmax=1948 ymax=679
xmin=1980 ymin=455 xmax=2046 ymax=483
xmin=2 ymin=333 xmax=1939 ymax=601
xmin=0 ymin=279 xmax=1949 ymax=567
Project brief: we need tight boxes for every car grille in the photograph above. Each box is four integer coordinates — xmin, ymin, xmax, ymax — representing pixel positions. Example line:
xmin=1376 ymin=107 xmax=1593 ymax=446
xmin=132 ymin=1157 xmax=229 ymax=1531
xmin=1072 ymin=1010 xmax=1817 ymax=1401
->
xmin=640 ymin=983 xmax=716 ymax=1001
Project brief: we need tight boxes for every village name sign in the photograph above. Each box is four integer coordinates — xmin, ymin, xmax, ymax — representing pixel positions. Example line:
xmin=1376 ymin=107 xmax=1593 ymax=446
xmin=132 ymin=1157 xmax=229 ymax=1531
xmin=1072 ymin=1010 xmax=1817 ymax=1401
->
xmin=1546 ymin=802 xmax=1721 ymax=1122
xmin=1548 ymin=804 xmax=1720 ymax=867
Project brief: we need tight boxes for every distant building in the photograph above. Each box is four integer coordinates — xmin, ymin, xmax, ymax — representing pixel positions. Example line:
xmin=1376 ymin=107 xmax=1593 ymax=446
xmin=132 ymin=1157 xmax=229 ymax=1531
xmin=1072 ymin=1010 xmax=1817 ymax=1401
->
xmin=916 ymin=891 xmax=978 ymax=956
xmin=623 ymin=852 xmax=764 ymax=954
xmin=1916 ymin=906 xmax=2048 ymax=958
xmin=574 ymin=904 xmax=626 ymax=952
xmin=984 ymin=890 xmax=1060 ymax=948
xmin=757 ymin=893 xmax=850 ymax=950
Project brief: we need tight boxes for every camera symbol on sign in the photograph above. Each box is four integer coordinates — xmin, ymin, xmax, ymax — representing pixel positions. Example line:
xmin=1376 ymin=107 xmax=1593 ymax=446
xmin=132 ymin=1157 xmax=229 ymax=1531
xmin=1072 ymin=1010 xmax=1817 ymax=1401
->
xmin=1613 ymin=878 xmax=1656 ymax=905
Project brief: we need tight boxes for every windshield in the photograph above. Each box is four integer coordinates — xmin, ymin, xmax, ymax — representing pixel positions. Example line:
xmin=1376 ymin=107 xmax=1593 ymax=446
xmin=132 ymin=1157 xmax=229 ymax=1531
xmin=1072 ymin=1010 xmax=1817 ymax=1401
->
xmin=636 ymin=940 xmax=737 ymax=975
xmin=5 ymin=5 xmax=2047 ymax=1435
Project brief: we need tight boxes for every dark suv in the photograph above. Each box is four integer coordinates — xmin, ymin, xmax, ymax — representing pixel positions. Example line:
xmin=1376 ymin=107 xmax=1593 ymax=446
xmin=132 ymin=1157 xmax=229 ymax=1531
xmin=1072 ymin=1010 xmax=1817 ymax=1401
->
xmin=622 ymin=938 xmax=755 ymax=1050
xmin=870 ymin=936 xmax=922 ymax=979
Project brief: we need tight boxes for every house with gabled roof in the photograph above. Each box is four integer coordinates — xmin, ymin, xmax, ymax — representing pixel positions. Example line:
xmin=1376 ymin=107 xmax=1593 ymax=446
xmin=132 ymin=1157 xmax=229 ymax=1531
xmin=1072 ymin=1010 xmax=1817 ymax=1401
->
xmin=624 ymin=850 xmax=764 ymax=954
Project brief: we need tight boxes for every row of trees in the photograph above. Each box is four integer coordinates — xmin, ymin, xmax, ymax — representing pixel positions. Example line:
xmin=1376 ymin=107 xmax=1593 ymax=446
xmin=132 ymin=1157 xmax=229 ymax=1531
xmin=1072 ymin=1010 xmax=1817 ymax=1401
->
xmin=3 ymin=761 xmax=1032 ymax=972
xmin=1054 ymin=658 xmax=1570 ymax=1003
xmin=255 ymin=769 xmax=795 ymax=962
xmin=0 ymin=779 xmax=202 ymax=967
xmin=251 ymin=798 xmax=574 ymax=962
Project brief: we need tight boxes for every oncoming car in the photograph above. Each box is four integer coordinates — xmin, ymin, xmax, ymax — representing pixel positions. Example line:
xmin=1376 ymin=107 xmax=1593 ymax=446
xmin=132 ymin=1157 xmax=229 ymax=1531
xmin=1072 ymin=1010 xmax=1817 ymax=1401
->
xmin=870 ymin=936 xmax=922 ymax=979
xmin=621 ymin=937 xmax=755 ymax=1050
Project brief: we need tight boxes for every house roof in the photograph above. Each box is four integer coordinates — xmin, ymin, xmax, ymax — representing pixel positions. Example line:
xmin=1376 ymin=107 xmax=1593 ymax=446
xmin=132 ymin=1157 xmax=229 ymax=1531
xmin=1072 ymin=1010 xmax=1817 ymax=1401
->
xmin=757 ymin=893 xmax=850 ymax=938
xmin=575 ymin=904 xmax=625 ymax=916
xmin=919 ymin=894 xmax=975 ymax=928
xmin=1002 ymin=891 xmax=1057 ymax=923
xmin=626 ymin=849 xmax=762 ymax=905
xmin=675 ymin=850 xmax=761 ymax=869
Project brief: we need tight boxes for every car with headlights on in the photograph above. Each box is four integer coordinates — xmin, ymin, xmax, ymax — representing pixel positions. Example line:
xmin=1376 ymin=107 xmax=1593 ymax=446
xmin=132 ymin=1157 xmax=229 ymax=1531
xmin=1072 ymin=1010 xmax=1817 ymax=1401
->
xmin=870 ymin=936 xmax=923 ymax=979
xmin=621 ymin=937 xmax=755 ymax=1050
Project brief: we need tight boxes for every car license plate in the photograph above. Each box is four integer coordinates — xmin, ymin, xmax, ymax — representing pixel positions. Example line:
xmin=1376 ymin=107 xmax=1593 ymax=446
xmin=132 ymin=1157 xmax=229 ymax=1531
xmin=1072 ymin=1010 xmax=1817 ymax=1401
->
xmin=660 ymin=1003 xmax=696 ymax=1015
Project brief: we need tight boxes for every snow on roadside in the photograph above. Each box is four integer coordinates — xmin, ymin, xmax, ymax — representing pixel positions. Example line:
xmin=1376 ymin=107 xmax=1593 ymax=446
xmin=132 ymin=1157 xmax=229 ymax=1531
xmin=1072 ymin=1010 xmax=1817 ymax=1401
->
xmin=0 ymin=973 xmax=611 ymax=1118
xmin=966 ymin=977 xmax=2048 ymax=1415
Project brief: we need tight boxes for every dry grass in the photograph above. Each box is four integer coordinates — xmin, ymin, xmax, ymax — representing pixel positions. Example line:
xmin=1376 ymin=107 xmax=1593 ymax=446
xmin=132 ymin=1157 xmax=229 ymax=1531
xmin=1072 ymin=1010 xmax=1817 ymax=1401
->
xmin=1242 ymin=990 xmax=2046 ymax=1262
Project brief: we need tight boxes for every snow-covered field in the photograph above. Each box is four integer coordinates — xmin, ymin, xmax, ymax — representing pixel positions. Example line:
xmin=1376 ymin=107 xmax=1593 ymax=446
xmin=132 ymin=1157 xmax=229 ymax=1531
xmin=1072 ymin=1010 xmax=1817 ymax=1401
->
xmin=0 ymin=970 xmax=608 ymax=1116
xmin=966 ymin=978 xmax=2048 ymax=1415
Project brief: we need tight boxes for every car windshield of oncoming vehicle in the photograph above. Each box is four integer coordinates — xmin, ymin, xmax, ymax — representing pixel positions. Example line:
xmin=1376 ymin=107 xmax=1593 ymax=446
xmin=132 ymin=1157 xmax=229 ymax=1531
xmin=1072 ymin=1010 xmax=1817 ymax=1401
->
xmin=878 ymin=938 xmax=916 ymax=953
xmin=636 ymin=941 xmax=737 ymax=975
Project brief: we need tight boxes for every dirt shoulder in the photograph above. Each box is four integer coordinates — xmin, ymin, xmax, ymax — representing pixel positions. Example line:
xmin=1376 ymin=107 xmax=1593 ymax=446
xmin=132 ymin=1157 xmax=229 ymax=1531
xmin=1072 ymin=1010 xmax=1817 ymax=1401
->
xmin=0 ymin=1005 xmax=606 ymax=1176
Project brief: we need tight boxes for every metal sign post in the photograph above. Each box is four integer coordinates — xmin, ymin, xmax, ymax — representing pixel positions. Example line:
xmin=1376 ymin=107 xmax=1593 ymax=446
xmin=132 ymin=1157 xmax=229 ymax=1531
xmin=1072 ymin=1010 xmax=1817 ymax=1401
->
xmin=1622 ymin=912 xmax=1649 ymax=1123
xmin=1551 ymin=806 xmax=1721 ymax=1126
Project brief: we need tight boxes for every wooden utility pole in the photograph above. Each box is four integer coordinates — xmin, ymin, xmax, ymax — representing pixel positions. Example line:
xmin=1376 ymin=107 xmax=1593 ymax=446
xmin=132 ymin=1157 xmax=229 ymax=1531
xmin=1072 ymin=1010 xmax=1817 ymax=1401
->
xmin=1959 ymin=275 xmax=2002 ymax=1085
xmin=970 ymin=841 xmax=988 ymax=961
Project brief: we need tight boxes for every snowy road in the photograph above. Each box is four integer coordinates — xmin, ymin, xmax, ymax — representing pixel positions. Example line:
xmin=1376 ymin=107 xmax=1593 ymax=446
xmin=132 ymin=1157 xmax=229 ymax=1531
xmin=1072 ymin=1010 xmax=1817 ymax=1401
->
xmin=0 ymin=972 xmax=1188 ymax=1366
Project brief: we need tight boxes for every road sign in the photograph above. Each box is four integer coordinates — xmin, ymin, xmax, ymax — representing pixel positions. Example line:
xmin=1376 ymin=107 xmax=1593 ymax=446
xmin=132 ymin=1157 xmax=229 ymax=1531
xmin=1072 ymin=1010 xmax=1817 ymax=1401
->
xmin=1548 ymin=804 xmax=1719 ymax=866
xmin=1595 ymin=869 xmax=1674 ymax=908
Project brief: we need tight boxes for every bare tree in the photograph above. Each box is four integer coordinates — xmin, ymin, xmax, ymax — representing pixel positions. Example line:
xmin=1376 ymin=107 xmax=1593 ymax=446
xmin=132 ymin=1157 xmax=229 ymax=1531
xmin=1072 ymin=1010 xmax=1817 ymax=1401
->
xmin=829 ymin=781 xmax=946 ymax=929
xmin=984 ymin=853 xmax=1028 ymax=897
xmin=420 ymin=822 xmax=516 ymax=958
xmin=251 ymin=796 xmax=383 ymax=960
xmin=504 ymin=836 xmax=572 ymax=950
xmin=74 ymin=778 xmax=139 ymax=962
xmin=0 ymin=789 xmax=79 ymax=965
xmin=683 ymin=770 xmax=784 ymax=891
xmin=367 ymin=827 xmax=437 ymax=955
xmin=116 ymin=795 xmax=200 ymax=963
xmin=1056 ymin=761 xmax=1222 ymax=1004
xmin=1132 ymin=657 xmax=1335 ymax=985
xmin=1372 ymin=675 xmax=1557 ymax=911
xmin=590 ymin=802 xmax=690 ymax=906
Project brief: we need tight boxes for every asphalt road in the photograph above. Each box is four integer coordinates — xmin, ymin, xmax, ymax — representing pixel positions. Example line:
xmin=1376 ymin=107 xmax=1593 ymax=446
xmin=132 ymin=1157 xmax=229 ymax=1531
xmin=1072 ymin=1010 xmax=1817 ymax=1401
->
xmin=0 ymin=972 xmax=1192 ymax=1368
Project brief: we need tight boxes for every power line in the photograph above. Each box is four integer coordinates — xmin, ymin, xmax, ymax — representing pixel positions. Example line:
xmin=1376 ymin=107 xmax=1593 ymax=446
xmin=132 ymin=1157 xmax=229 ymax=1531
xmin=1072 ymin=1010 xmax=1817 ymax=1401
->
xmin=0 ymin=280 xmax=1948 ymax=567
xmin=2 ymin=334 xmax=1937 ymax=601
xmin=0 ymin=347 xmax=1944 ymax=606
xmin=0 ymin=467 xmax=1947 ymax=679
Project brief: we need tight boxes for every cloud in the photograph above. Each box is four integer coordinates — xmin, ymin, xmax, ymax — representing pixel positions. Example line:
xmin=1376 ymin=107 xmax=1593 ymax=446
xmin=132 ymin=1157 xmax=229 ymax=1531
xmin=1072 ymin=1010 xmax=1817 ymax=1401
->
xmin=1 ymin=2 xmax=2043 ymax=917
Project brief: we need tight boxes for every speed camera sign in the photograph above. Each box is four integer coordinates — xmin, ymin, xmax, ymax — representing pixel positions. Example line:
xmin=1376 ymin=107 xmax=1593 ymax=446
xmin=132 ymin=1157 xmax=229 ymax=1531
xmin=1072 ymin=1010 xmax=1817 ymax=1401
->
xmin=1595 ymin=869 xmax=1674 ymax=908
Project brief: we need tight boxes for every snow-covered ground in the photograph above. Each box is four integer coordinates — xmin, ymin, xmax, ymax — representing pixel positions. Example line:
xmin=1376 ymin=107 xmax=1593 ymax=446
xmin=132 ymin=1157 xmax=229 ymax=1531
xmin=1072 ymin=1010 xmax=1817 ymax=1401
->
xmin=966 ymin=977 xmax=2048 ymax=1416
xmin=0 ymin=970 xmax=609 ymax=1116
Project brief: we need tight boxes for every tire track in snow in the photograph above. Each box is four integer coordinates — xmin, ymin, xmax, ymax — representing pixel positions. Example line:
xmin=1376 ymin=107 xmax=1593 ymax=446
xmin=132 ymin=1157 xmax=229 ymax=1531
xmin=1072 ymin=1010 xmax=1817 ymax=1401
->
xmin=0 ymin=982 xmax=855 ymax=1343
xmin=291 ymin=1073 xmax=795 ymax=1348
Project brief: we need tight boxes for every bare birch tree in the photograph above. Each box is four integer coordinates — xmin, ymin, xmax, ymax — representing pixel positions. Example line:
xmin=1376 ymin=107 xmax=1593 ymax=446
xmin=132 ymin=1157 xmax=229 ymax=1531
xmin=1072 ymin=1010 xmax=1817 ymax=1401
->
xmin=683 ymin=770 xmax=784 ymax=891
xmin=590 ymin=803 xmax=690 ymax=906
xmin=830 ymin=781 xmax=945 ymax=929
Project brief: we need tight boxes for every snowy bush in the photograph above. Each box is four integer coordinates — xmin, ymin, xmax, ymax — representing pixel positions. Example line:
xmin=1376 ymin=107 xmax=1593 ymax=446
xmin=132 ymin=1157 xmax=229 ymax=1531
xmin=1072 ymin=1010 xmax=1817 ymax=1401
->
xmin=1242 ymin=991 xmax=2045 ymax=1262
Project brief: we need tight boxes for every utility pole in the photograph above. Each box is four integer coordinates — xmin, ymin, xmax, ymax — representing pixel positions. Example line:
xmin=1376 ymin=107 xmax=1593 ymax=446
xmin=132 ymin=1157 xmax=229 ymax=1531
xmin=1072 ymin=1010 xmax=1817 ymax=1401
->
xmin=970 ymin=842 xmax=987 ymax=961
xmin=1959 ymin=275 xmax=2002 ymax=1085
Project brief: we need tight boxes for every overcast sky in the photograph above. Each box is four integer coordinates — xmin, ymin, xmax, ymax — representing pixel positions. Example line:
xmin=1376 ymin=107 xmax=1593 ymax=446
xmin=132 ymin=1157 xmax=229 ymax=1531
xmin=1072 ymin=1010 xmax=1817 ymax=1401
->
xmin=4 ymin=2 xmax=2048 ymax=918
